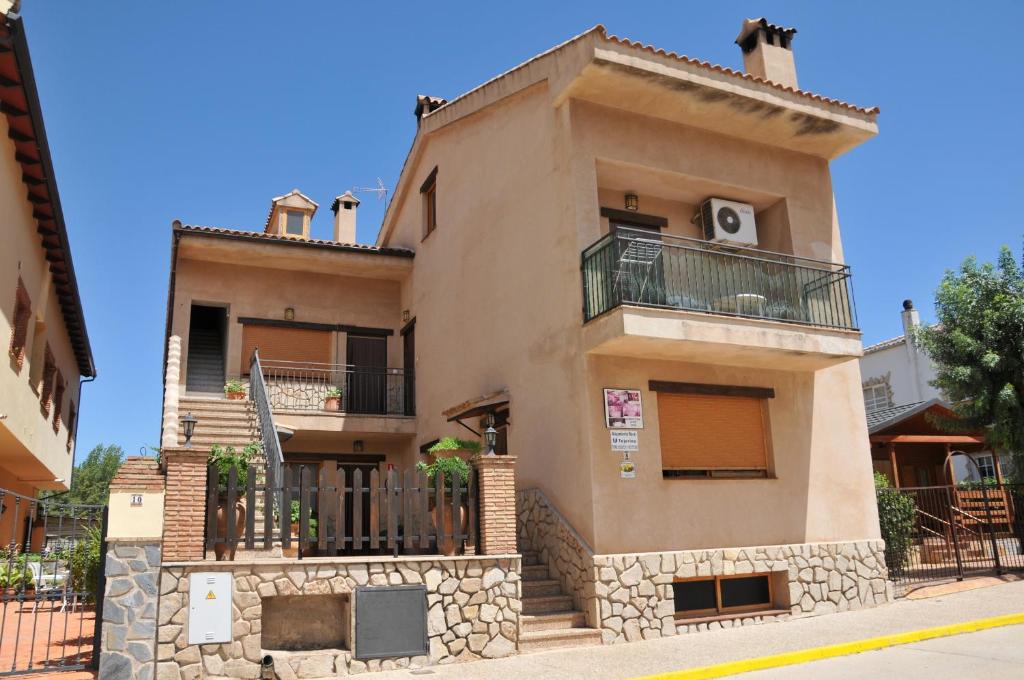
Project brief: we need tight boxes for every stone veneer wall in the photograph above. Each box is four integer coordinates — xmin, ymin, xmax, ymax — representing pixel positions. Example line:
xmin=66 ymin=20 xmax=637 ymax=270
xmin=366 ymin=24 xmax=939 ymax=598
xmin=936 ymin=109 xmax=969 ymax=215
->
xmin=516 ymin=489 xmax=596 ymax=624
xmin=593 ymin=540 xmax=891 ymax=643
xmin=156 ymin=556 xmax=521 ymax=679
xmin=99 ymin=541 xmax=162 ymax=680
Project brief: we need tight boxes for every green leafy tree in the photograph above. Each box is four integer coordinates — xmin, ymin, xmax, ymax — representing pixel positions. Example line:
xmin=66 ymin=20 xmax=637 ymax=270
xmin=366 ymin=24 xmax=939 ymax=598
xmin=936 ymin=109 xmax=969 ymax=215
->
xmin=45 ymin=444 xmax=124 ymax=505
xmin=874 ymin=472 xmax=916 ymax=575
xmin=916 ymin=246 xmax=1024 ymax=480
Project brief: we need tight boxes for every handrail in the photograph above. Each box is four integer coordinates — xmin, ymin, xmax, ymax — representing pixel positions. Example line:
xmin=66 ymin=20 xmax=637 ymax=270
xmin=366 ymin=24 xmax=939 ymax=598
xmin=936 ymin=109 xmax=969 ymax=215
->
xmin=248 ymin=348 xmax=284 ymax=514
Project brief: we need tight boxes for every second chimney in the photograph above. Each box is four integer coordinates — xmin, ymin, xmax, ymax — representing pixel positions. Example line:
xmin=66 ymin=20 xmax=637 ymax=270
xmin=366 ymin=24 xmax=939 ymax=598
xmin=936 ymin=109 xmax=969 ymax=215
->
xmin=331 ymin=191 xmax=360 ymax=243
xmin=736 ymin=18 xmax=799 ymax=89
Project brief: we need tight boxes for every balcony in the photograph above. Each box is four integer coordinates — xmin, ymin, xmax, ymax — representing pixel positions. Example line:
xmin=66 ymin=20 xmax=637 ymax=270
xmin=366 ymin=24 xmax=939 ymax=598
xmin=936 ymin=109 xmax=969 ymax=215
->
xmin=580 ymin=229 xmax=863 ymax=369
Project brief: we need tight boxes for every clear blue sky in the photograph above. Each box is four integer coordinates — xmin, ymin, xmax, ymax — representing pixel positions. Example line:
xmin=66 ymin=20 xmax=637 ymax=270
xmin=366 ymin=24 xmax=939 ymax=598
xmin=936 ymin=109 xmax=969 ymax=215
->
xmin=18 ymin=1 xmax=1023 ymax=462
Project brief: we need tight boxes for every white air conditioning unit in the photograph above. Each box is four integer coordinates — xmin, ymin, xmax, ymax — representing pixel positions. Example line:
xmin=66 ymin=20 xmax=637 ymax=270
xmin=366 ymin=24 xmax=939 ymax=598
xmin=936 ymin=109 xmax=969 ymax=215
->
xmin=696 ymin=198 xmax=757 ymax=246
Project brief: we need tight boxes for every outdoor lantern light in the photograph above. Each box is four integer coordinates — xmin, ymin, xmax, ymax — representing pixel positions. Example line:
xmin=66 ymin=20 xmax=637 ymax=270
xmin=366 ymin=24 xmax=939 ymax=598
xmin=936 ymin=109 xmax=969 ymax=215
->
xmin=284 ymin=307 xmax=295 ymax=321
xmin=181 ymin=412 xmax=197 ymax=448
xmin=484 ymin=425 xmax=498 ymax=455
xmin=624 ymin=192 xmax=639 ymax=211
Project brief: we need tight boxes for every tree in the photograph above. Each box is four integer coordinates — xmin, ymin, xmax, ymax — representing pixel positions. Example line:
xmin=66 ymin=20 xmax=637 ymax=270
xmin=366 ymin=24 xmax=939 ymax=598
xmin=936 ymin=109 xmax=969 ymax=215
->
xmin=916 ymin=245 xmax=1024 ymax=479
xmin=50 ymin=444 xmax=125 ymax=505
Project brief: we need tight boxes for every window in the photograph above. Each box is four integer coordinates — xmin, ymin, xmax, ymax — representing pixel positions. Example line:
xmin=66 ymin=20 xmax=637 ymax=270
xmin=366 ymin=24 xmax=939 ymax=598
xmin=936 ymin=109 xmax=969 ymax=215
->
xmin=52 ymin=370 xmax=65 ymax=433
xmin=39 ymin=344 xmax=56 ymax=417
xmin=8 ymin=278 xmax=31 ymax=372
xmin=652 ymin=381 xmax=772 ymax=478
xmin=673 ymin=574 xmax=775 ymax=619
xmin=863 ymin=384 xmax=890 ymax=413
xmin=975 ymin=454 xmax=996 ymax=479
xmin=420 ymin=167 xmax=438 ymax=238
xmin=285 ymin=210 xmax=305 ymax=236
xmin=239 ymin=324 xmax=332 ymax=374
xmin=66 ymin=400 xmax=77 ymax=452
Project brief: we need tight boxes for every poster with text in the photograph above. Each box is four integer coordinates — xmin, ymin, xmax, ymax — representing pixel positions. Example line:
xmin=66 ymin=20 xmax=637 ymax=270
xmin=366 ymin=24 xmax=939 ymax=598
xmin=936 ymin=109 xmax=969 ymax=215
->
xmin=604 ymin=388 xmax=643 ymax=429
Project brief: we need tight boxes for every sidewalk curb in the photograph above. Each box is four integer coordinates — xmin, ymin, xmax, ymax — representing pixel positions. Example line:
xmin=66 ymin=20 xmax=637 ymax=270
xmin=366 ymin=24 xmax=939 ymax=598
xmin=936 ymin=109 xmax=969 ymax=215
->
xmin=633 ymin=612 xmax=1024 ymax=679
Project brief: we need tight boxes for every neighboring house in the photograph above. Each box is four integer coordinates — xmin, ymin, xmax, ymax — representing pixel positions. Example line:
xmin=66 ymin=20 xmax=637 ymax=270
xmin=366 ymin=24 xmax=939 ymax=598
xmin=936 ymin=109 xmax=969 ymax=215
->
xmin=129 ymin=19 xmax=892 ymax=678
xmin=0 ymin=9 xmax=96 ymax=545
xmin=860 ymin=301 xmax=1011 ymax=482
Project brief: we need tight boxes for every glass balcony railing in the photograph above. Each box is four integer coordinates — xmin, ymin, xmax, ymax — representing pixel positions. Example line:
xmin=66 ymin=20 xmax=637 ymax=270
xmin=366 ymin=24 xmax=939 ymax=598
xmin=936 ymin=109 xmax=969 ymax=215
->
xmin=581 ymin=228 xmax=858 ymax=331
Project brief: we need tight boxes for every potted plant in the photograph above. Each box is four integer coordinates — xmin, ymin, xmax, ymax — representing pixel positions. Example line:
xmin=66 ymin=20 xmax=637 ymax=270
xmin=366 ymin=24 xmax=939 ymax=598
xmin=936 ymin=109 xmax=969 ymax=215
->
xmin=209 ymin=443 xmax=254 ymax=560
xmin=324 ymin=386 xmax=343 ymax=412
xmin=224 ymin=379 xmax=246 ymax=401
xmin=416 ymin=455 xmax=471 ymax=556
xmin=426 ymin=436 xmax=482 ymax=463
xmin=0 ymin=551 xmax=34 ymax=596
xmin=280 ymin=500 xmax=319 ymax=558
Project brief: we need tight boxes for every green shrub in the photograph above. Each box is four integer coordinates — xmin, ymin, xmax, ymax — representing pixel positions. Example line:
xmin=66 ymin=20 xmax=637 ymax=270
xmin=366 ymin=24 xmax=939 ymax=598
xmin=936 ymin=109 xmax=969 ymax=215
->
xmin=223 ymin=379 xmax=245 ymax=395
xmin=69 ymin=526 xmax=102 ymax=600
xmin=209 ymin=444 xmax=255 ymax=488
xmin=417 ymin=456 xmax=471 ymax=494
xmin=874 ymin=472 xmax=917 ymax=575
xmin=957 ymin=477 xmax=999 ymax=490
xmin=427 ymin=437 xmax=481 ymax=454
xmin=0 ymin=559 xmax=34 ymax=592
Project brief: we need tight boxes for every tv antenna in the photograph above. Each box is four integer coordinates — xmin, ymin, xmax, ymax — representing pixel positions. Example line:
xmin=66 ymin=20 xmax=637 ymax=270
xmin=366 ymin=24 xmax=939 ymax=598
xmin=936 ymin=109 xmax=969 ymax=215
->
xmin=352 ymin=178 xmax=388 ymax=205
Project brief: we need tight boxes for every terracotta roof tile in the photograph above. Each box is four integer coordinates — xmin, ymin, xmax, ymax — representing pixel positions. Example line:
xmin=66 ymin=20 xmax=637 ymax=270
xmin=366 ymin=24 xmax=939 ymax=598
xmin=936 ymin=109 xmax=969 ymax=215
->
xmin=174 ymin=223 xmax=415 ymax=257
xmin=863 ymin=335 xmax=905 ymax=354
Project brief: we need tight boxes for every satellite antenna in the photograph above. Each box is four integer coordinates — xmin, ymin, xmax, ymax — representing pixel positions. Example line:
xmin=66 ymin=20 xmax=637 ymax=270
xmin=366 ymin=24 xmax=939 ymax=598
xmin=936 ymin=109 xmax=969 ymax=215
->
xmin=352 ymin=178 xmax=388 ymax=205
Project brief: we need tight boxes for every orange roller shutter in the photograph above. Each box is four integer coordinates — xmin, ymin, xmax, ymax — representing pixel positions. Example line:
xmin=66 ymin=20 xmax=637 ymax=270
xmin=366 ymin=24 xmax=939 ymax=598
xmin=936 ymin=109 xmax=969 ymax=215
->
xmin=241 ymin=325 xmax=332 ymax=373
xmin=657 ymin=392 xmax=768 ymax=470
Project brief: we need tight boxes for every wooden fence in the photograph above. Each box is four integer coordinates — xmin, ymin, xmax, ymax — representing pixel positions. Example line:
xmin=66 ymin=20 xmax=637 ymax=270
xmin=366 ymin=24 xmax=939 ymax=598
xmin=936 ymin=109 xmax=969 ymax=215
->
xmin=204 ymin=463 xmax=477 ymax=559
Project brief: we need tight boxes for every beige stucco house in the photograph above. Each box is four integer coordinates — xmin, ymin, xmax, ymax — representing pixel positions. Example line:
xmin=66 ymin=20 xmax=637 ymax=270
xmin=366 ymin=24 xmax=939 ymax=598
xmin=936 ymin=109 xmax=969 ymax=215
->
xmin=132 ymin=18 xmax=891 ymax=679
xmin=0 ymin=8 xmax=95 ymax=546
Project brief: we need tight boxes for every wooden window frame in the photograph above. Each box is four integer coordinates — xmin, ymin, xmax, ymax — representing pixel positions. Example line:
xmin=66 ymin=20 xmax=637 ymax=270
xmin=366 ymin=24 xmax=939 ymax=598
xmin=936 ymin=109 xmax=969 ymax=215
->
xmin=673 ymin=574 xmax=775 ymax=620
xmin=284 ymin=210 xmax=305 ymax=236
xmin=39 ymin=344 xmax=56 ymax=418
xmin=52 ymin=369 xmax=65 ymax=433
xmin=420 ymin=167 xmax=438 ymax=240
xmin=9 ymin=278 xmax=32 ymax=372
xmin=652 ymin=381 xmax=775 ymax=479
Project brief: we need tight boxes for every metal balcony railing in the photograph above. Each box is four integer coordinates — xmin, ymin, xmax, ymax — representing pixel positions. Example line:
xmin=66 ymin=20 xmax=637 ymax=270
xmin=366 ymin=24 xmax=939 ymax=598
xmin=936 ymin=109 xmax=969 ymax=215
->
xmin=581 ymin=228 xmax=858 ymax=331
xmin=261 ymin=360 xmax=415 ymax=416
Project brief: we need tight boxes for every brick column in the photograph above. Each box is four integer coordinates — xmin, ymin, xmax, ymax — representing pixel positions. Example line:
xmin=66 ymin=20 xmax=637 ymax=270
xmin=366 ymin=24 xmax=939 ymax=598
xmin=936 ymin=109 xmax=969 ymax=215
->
xmin=472 ymin=455 xmax=518 ymax=555
xmin=161 ymin=446 xmax=209 ymax=561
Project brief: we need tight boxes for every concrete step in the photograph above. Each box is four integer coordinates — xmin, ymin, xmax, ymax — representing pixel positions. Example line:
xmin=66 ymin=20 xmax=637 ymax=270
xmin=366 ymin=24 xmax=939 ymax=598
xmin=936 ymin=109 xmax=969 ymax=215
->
xmin=518 ymin=627 xmax=602 ymax=652
xmin=520 ymin=611 xmax=586 ymax=632
xmin=521 ymin=551 xmax=541 ymax=566
xmin=522 ymin=564 xmax=551 ymax=581
xmin=521 ymin=595 xmax=573 ymax=615
xmin=179 ymin=397 xmax=252 ymax=410
xmin=522 ymin=579 xmax=563 ymax=598
xmin=176 ymin=411 xmax=255 ymax=425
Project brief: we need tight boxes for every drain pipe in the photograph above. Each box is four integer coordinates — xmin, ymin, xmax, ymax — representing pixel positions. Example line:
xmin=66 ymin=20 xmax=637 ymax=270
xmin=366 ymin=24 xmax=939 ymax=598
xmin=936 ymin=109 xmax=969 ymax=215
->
xmin=260 ymin=654 xmax=275 ymax=679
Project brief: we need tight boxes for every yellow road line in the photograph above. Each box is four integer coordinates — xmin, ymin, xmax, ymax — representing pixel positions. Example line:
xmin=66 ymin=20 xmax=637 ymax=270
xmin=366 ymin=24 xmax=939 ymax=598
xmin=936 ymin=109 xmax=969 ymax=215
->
xmin=634 ymin=612 xmax=1024 ymax=680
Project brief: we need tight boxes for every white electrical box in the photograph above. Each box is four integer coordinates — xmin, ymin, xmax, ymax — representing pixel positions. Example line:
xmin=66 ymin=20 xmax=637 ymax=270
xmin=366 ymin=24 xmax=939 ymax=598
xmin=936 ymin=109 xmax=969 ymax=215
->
xmin=187 ymin=572 xmax=232 ymax=645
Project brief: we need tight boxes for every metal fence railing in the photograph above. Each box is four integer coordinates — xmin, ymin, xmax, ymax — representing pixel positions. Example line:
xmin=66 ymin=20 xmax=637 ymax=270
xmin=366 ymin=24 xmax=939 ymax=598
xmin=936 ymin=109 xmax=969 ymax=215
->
xmin=260 ymin=360 xmax=414 ymax=417
xmin=581 ymin=228 xmax=858 ymax=331
xmin=877 ymin=483 xmax=1024 ymax=596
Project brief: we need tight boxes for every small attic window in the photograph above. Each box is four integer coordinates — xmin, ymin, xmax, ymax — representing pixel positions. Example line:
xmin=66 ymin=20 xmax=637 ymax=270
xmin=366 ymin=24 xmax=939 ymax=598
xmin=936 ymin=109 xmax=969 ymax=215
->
xmin=285 ymin=210 xmax=304 ymax=235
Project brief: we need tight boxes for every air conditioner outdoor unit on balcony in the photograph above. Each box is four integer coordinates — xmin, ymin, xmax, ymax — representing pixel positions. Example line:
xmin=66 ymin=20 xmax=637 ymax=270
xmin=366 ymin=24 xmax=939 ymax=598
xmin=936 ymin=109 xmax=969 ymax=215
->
xmin=696 ymin=198 xmax=758 ymax=247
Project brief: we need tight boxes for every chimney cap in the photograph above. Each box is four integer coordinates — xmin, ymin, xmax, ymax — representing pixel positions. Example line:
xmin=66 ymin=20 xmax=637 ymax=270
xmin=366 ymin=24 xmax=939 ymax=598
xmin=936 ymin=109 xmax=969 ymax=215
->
xmin=902 ymin=299 xmax=914 ymax=311
xmin=415 ymin=95 xmax=448 ymax=120
xmin=331 ymin=191 xmax=361 ymax=213
xmin=736 ymin=17 xmax=797 ymax=52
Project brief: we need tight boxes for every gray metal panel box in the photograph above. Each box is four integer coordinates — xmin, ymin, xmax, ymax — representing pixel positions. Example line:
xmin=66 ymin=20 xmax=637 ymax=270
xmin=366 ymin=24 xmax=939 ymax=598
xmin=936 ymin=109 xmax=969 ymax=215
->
xmin=353 ymin=585 xmax=428 ymax=660
xmin=187 ymin=572 xmax=232 ymax=645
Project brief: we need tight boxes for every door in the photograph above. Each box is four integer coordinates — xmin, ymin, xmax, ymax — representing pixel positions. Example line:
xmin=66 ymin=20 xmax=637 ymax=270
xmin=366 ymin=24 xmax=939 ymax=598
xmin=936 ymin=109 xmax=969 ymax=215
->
xmin=402 ymin=322 xmax=415 ymax=416
xmin=186 ymin=305 xmax=226 ymax=394
xmin=347 ymin=335 xmax=387 ymax=414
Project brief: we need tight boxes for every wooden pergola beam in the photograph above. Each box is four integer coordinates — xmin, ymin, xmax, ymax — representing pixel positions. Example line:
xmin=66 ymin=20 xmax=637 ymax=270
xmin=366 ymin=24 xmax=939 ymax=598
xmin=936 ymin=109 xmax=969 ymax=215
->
xmin=870 ymin=434 xmax=984 ymax=444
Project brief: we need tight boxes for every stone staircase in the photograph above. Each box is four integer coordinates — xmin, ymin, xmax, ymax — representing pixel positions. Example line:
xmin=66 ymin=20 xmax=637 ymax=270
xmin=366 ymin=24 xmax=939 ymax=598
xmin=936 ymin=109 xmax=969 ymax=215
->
xmin=519 ymin=550 xmax=601 ymax=652
xmin=176 ymin=395 xmax=260 ymax=450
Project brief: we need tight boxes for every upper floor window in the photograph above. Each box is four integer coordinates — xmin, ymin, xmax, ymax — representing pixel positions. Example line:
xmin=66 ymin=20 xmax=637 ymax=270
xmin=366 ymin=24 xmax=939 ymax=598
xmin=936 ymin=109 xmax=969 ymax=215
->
xmin=285 ymin=210 xmax=305 ymax=236
xmin=40 ymin=344 xmax=56 ymax=417
xmin=420 ymin=167 xmax=438 ymax=238
xmin=975 ymin=454 xmax=996 ymax=479
xmin=9 ymin=278 xmax=31 ymax=372
xmin=52 ymin=370 xmax=65 ymax=433
xmin=863 ymin=384 xmax=890 ymax=414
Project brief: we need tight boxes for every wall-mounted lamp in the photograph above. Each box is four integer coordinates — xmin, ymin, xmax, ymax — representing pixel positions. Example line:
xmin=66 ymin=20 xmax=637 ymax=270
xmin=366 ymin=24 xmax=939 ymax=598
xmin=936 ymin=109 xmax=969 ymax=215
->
xmin=353 ymin=440 xmax=364 ymax=453
xmin=624 ymin=192 xmax=639 ymax=211
xmin=483 ymin=412 xmax=498 ymax=456
xmin=284 ymin=307 xmax=295 ymax=321
xmin=402 ymin=309 xmax=410 ymax=323
xmin=181 ymin=412 xmax=197 ymax=448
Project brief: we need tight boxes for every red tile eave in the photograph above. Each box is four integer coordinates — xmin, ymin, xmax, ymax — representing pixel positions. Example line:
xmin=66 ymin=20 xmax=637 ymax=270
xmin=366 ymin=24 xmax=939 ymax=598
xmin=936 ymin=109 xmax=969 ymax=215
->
xmin=1 ymin=15 xmax=94 ymax=377
xmin=175 ymin=223 xmax=415 ymax=258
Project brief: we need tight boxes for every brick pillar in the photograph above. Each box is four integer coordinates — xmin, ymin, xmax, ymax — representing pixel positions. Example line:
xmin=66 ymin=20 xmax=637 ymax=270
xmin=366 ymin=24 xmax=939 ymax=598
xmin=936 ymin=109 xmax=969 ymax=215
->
xmin=161 ymin=446 xmax=209 ymax=561
xmin=472 ymin=455 xmax=518 ymax=555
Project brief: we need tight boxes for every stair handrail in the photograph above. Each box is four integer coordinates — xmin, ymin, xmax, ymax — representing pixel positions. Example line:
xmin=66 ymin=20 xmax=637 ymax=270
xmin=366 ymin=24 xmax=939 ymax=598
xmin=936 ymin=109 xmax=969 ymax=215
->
xmin=249 ymin=348 xmax=284 ymax=521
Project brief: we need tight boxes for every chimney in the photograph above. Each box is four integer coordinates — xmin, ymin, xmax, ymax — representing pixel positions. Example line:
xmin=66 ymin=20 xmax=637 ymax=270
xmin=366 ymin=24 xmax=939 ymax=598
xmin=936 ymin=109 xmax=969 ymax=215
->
xmin=735 ymin=18 xmax=799 ymax=89
xmin=414 ymin=95 xmax=448 ymax=125
xmin=901 ymin=299 xmax=920 ymax=342
xmin=331 ymin=191 xmax=360 ymax=243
